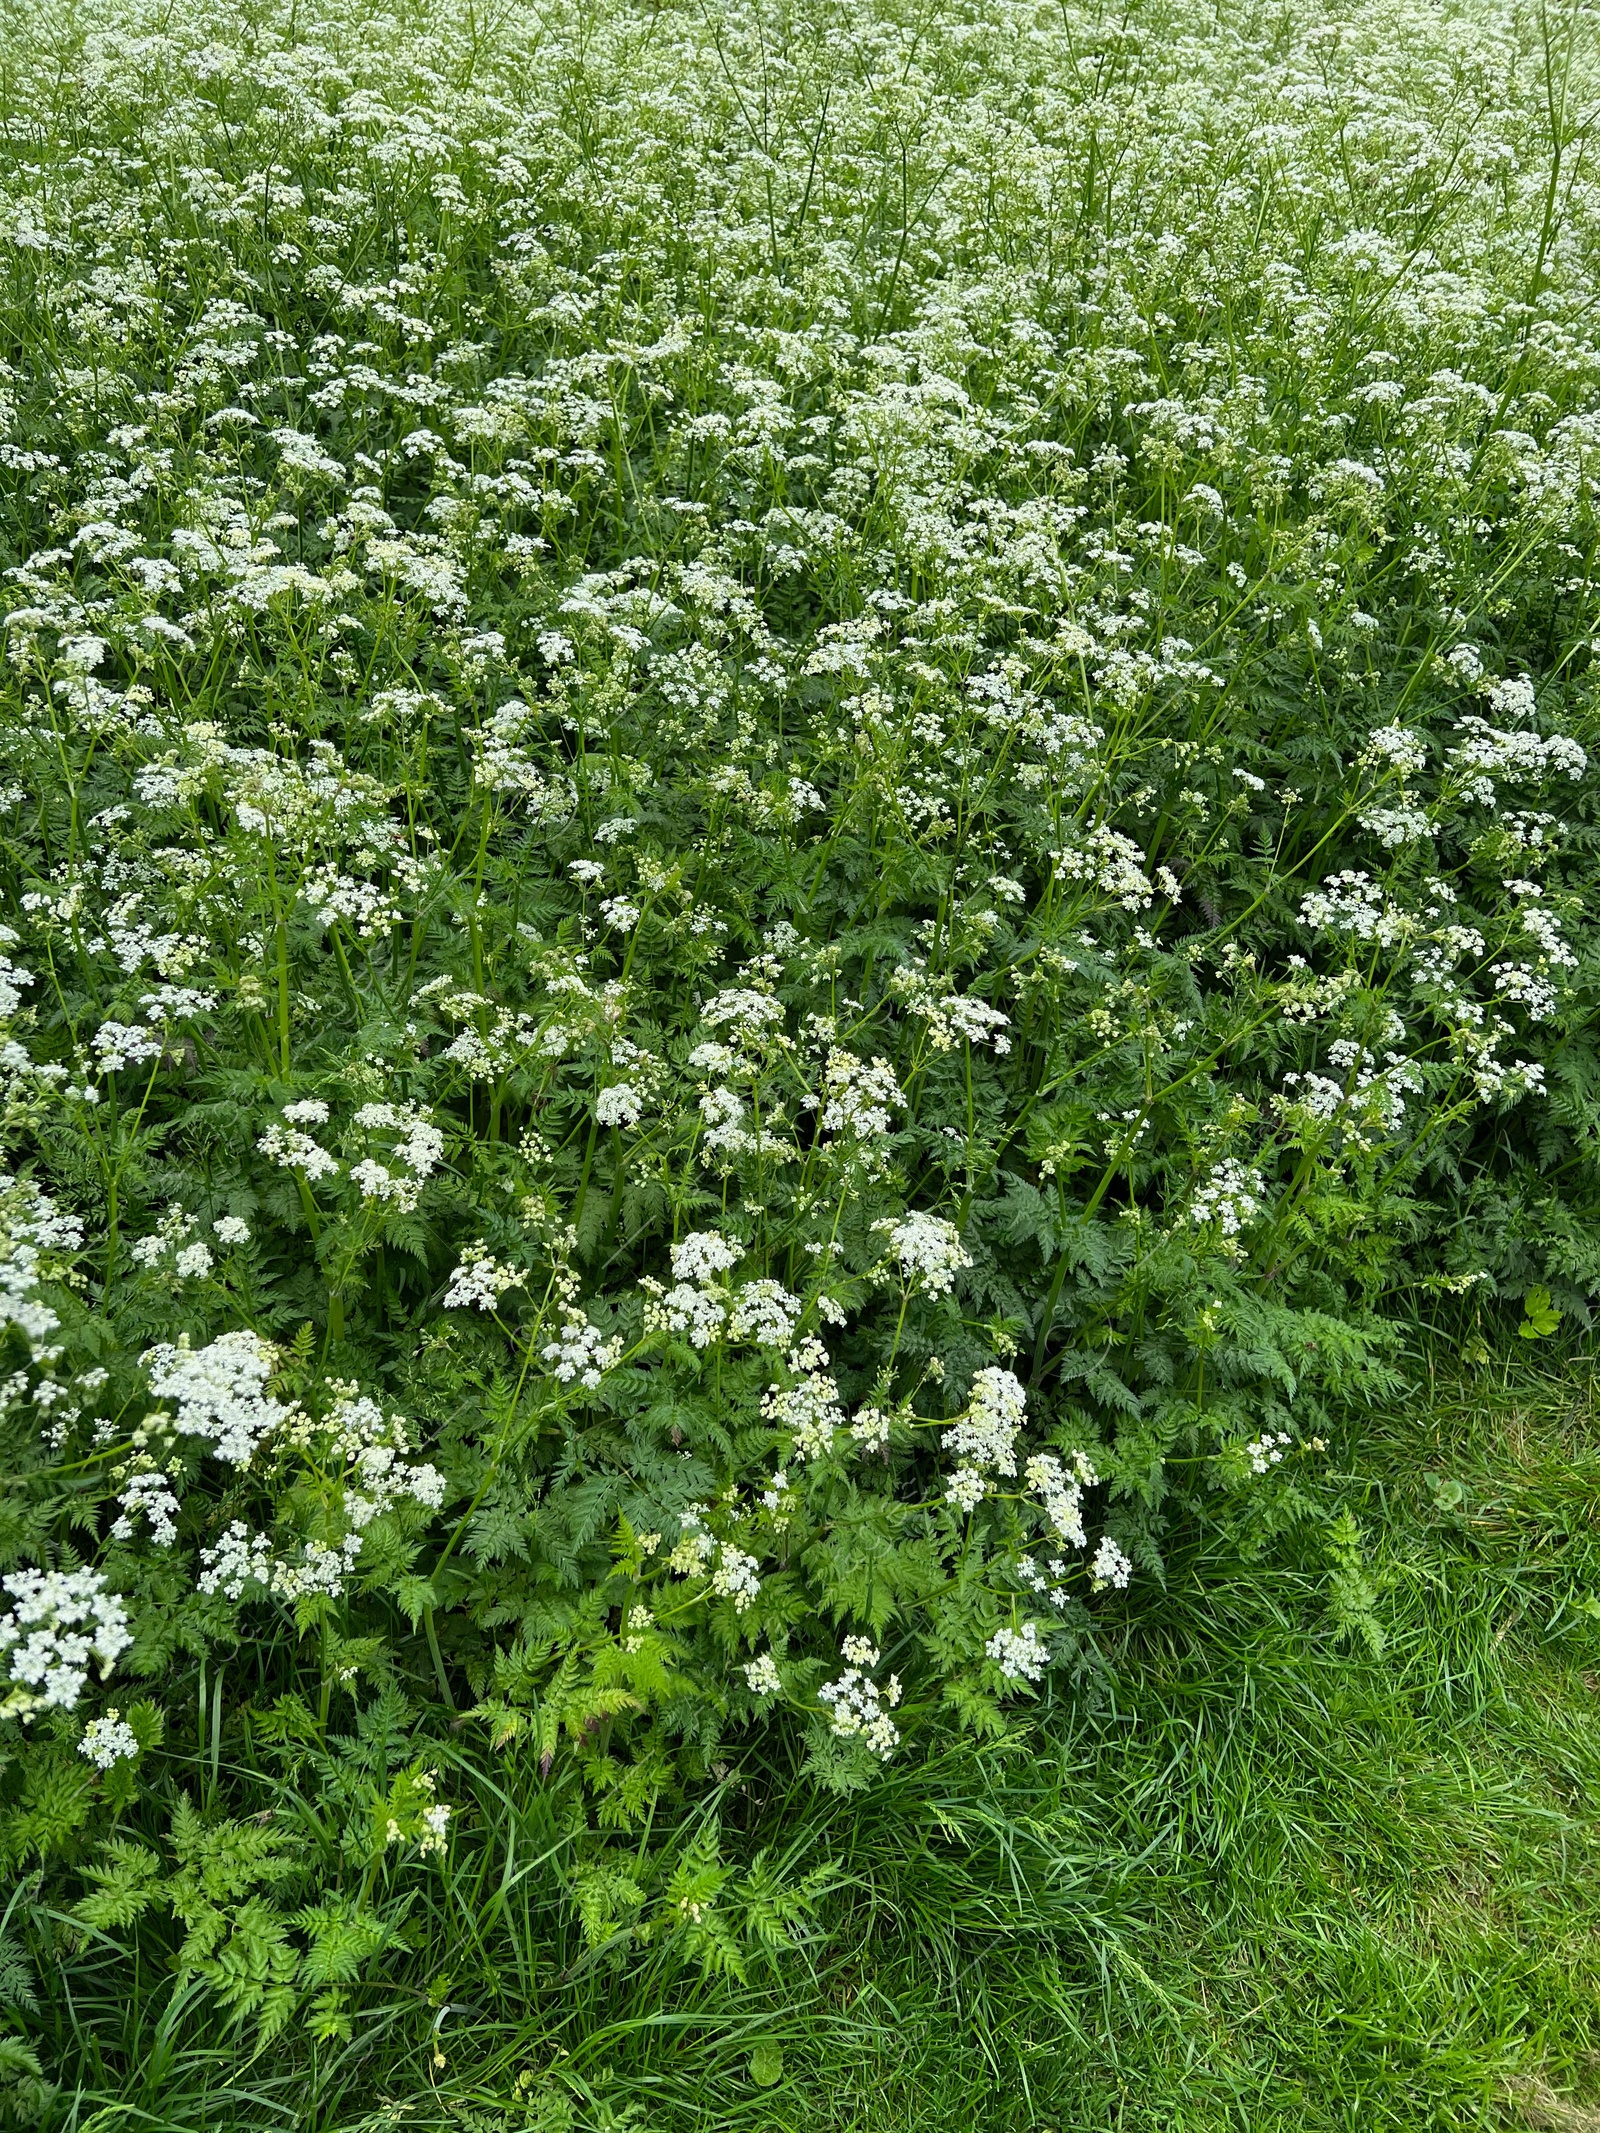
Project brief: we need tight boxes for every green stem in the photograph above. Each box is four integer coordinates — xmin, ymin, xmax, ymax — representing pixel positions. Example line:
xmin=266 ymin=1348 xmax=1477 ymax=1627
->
xmin=423 ymin=1608 xmax=455 ymax=1710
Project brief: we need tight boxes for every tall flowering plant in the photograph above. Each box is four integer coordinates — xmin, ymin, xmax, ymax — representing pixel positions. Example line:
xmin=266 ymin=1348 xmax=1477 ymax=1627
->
xmin=0 ymin=0 xmax=1594 ymax=2044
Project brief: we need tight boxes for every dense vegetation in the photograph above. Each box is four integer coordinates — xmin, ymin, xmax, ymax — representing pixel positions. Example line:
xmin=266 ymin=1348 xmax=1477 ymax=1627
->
xmin=0 ymin=0 xmax=1598 ymax=2120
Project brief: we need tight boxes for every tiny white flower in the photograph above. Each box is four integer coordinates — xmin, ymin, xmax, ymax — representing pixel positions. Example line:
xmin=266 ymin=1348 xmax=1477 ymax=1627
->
xmin=1090 ymin=1538 xmax=1132 ymax=1591
xmin=986 ymin=1623 xmax=1049 ymax=1683
xmin=79 ymin=1709 xmax=140 ymax=1768
xmin=743 ymin=1652 xmax=782 ymax=1697
xmin=596 ymin=1082 xmax=643 ymax=1128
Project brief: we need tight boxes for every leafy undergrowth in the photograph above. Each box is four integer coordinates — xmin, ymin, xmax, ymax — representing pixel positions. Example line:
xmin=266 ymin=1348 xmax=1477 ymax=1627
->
xmin=2 ymin=0 xmax=1600 ymax=2120
xmin=12 ymin=1358 xmax=1600 ymax=2132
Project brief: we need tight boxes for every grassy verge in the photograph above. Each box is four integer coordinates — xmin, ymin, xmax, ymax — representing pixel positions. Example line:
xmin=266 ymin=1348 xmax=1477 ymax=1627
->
xmin=39 ymin=1360 xmax=1600 ymax=2133
xmin=510 ymin=1361 xmax=1600 ymax=2133
xmin=431 ymin=1361 xmax=1600 ymax=2133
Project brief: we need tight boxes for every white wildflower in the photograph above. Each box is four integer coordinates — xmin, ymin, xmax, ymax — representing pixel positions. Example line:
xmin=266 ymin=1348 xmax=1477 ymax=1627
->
xmin=763 ymin=1372 xmax=845 ymax=1460
xmin=945 ymin=1466 xmax=987 ymax=1511
xmin=1025 ymin=1451 xmax=1097 ymax=1548
xmin=671 ymin=1231 xmax=741 ymax=1283
xmin=257 ymin=1120 xmax=340 ymax=1181
xmin=1190 ymin=1159 xmax=1265 ymax=1237
xmin=711 ymin=1544 xmax=762 ymax=1611
xmin=986 ymin=1623 xmax=1049 ymax=1683
xmin=728 ymin=1279 xmax=801 ymax=1348
xmin=443 ymin=1246 xmax=524 ymax=1310
xmin=819 ymin=1050 xmax=903 ymax=1139
xmin=143 ymin=1331 xmax=286 ymax=1464
xmin=539 ymin=1308 xmax=621 ymax=1388
xmin=1090 ymin=1537 xmax=1133 ymax=1591
xmin=743 ymin=1653 xmax=781 ymax=1697
xmin=596 ymin=1082 xmax=643 ymax=1127
xmin=79 ymin=1709 xmax=140 ymax=1768
xmin=110 ymin=1467 xmax=181 ymax=1548
xmin=818 ymin=1639 xmax=901 ymax=1758
xmin=942 ymin=1367 xmax=1026 ymax=1476
xmin=0 ymin=1568 xmax=131 ymax=1717
xmin=879 ymin=1211 xmax=971 ymax=1296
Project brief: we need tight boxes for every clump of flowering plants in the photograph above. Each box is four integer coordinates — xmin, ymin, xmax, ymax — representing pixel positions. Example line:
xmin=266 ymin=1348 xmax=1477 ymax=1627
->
xmin=0 ymin=0 xmax=1597 ymax=2055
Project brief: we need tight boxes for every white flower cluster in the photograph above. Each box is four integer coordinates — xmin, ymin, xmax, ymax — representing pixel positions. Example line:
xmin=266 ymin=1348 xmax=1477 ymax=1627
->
xmin=878 ymin=1210 xmax=971 ymax=1296
xmin=349 ymin=1102 xmax=445 ymax=1212
xmin=759 ymin=1466 xmax=795 ymax=1521
xmin=943 ymin=1366 xmax=1027 ymax=1506
xmin=327 ymin=1390 xmax=446 ymax=1527
xmin=129 ymin=1204 xmax=214 ymax=1281
xmin=79 ymin=1708 xmax=140 ymax=1768
xmin=1280 ymin=1041 xmax=1421 ymax=1137
xmin=198 ymin=1520 xmax=363 ymax=1603
xmin=110 ymin=1465 xmax=182 ymax=1547
xmin=986 ymin=1623 xmax=1049 ymax=1683
xmin=695 ymin=1081 xmax=785 ymax=1160
xmin=1241 ymin=1431 xmax=1291 ymax=1474
xmin=850 ymin=1404 xmax=891 ymax=1453
xmin=1487 ymin=677 xmax=1535 ymax=723
xmin=1358 ymin=805 xmax=1433 ymax=848
xmin=539 ymin=1307 xmax=622 ymax=1389
xmin=743 ymin=1652 xmax=782 ymax=1698
xmin=945 ymin=1465 xmax=988 ymax=1512
xmin=442 ymin=1006 xmax=540 ymax=1080
xmin=763 ymin=1363 xmax=846 ymax=1461
xmin=889 ymin=965 xmax=1013 ymax=1054
xmin=1189 ymin=1159 xmax=1265 ymax=1237
xmin=383 ymin=1768 xmax=454 ymax=1856
xmin=189 ymin=1388 xmax=443 ymax=1606
xmin=467 ymin=700 xmax=574 ymax=818
xmin=1448 ymin=707 xmax=1586 ymax=804
xmin=1513 ymin=889 xmax=1578 ymax=970
xmin=258 ymin=1096 xmax=340 ymax=1181
xmin=649 ymin=1274 xmax=728 ymax=1348
xmin=1090 ymin=1538 xmax=1133 ymax=1591
xmin=1363 ymin=722 xmax=1429 ymax=777
xmin=416 ymin=1794 xmax=453 ymax=1857
xmin=727 ymin=1278 xmax=801 ymax=1349
xmin=1299 ymin=871 xmax=1410 ymax=945
xmin=819 ymin=1049 xmax=903 ymax=1140
xmin=701 ymin=988 xmax=785 ymax=1044
xmin=443 ymin=1244 xmax=525 ymax=1311
xmin=1025 ymin=1450 xmax=1098 ymax=1549
xmin=1051 ymin=824 xmax=1154 ymax=910
xmin=710 ymin=1544 xmax=762 ymax=1612
xmin=648 ymin=1231 xmax=794 ymax=1350
xmin=301 ymin=865 xmax=402 ymax=939
xmin=818 ymin=1636 xmax=902 ymax=1759
xmin=91 ymin=1020 xmax=166 ymax=1073
xmin=670 ymin=1231 xmax=740 ymax=1283
xmin=941 ymin=995 xmax=1013 ymax=1053
xmin=0 ymin=1567 xmax=131 ymax=1717
xmin=596 ymin=1081 xmax=643 ymax=1127
xmin=0 ymin=942 xmax=32 ymax=1023
xmin=0 ymin=1173 xmax=83 ymax=1348
xmin=666 ymin=1504 xmax=716 ymax=1576
xmin=144 ymin=1330 xmax=287 ymax=1465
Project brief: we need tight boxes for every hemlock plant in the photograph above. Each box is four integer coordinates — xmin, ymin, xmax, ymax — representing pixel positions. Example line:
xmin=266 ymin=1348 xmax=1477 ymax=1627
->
xmin=0 ymin=0 xmax=1595 ymax=2049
